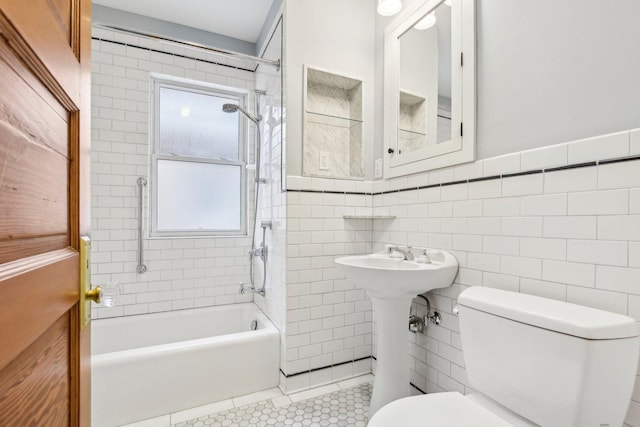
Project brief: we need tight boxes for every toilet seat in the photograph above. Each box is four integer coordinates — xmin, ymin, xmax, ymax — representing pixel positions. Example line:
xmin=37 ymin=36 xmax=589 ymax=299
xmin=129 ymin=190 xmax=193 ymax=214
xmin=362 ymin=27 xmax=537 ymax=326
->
xmin=367 ymin=392 xmax=531 ymax=427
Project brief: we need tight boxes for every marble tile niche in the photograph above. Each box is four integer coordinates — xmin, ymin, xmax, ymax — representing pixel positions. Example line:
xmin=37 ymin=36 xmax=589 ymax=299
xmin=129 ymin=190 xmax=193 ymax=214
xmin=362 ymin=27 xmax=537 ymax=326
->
xmin=303 ymin=67 xmax=364 ymax=180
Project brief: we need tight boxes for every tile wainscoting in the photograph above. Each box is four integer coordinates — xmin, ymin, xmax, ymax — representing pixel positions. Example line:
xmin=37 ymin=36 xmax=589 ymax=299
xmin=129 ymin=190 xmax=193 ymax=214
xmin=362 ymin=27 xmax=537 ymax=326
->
xmin=287 ymin=128 xmax=640 ymax=425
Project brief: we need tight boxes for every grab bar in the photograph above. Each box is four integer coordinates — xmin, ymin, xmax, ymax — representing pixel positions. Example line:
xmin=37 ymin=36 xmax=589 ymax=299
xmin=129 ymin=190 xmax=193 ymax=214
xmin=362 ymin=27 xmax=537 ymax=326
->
xmin=136 ymin=176 xmax=148 ymax=273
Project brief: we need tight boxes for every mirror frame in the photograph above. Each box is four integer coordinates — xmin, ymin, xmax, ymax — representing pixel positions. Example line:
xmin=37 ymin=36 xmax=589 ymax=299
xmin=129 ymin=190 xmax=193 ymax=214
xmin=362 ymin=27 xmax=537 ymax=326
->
xmin=383 ymin=0 xmax=476 ymax=178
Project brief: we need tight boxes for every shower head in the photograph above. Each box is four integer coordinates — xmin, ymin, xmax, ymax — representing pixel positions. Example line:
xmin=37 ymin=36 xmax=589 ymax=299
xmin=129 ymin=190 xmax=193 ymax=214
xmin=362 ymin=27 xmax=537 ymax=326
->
xmin=221 ymin=103 xmax=261 ymax=125
xmin=222 ymin=103 xmax=238 ymax=113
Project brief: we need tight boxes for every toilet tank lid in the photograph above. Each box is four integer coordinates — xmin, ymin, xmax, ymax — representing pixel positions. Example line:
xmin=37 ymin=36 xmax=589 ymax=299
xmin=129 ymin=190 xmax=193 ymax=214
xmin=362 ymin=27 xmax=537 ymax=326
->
xmin=458 ymin=287 xmax=639 ymax=340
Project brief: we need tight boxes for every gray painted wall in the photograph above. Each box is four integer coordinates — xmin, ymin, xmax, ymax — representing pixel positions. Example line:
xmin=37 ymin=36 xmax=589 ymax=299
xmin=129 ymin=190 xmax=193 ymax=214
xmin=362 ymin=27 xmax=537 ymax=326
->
xmin=92 ymin=5 xmax=256 ymax=55
xmin=476 ymin=0 xmax=640 ymax=159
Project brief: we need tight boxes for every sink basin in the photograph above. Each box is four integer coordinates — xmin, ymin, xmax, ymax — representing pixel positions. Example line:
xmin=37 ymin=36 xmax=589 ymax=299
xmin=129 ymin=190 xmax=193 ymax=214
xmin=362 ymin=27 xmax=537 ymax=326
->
xmin=335 ymin=248 xmax=458 ymax=417
xmin=335 ymin=250 xmax=458 ymax=299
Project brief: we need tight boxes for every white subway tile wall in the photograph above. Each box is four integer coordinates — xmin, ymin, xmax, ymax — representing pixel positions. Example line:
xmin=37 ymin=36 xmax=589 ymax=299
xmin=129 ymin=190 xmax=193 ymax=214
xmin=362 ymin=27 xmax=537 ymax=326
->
xmin=282 ymin=185 xmax=373 ymax=391
xmin=365 ymin=130 xmax=640 ymax=425
xmin=90 ymin=27 xmax=257 ymax=319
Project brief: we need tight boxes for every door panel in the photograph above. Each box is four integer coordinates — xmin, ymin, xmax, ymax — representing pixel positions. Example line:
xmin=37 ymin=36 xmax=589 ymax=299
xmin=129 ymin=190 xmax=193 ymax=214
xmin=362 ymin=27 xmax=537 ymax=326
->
xmin=0 ymin=0 xmax=91 ymax=425
xmin=0 ymin=313 xmax=71 ymax=426
xmin=0 ymin=39 xmax=71 ymax=264
xmin=0 ymin=0 xmax=80 ymax=105
xmin=0 ymin=250 xmax=78 ymax=370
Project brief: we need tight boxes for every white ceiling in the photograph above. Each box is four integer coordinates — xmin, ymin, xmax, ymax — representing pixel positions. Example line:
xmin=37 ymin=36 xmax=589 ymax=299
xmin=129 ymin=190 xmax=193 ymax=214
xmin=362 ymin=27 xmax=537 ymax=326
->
xmin=92 ymin=0 xmax=275 ymax=43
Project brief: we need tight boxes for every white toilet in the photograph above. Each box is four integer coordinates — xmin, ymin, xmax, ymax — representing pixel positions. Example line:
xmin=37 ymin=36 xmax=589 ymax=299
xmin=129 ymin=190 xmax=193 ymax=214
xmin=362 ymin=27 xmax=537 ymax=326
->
xmin=368 ymin=287 xmax=640 ymax=427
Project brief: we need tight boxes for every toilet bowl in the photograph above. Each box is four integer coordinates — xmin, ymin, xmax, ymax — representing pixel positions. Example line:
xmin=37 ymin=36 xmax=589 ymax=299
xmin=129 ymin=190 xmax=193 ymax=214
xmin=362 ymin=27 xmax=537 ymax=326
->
xmin=368 ymin=392 xmax=536 ymax=427
xmin=368 ymin=287 xmax=640 ymax=427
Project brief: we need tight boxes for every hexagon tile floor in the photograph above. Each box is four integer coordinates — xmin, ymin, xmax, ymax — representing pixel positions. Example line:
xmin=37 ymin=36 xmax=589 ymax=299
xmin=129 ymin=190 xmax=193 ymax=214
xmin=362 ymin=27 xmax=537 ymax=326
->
xmin=172 ymin=383 xmax=372 ymax=427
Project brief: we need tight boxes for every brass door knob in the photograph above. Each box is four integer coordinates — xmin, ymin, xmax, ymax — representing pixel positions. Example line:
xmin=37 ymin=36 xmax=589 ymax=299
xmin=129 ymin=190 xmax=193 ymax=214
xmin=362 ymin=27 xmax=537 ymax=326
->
xmin=86 ymin=286 xmax=102 ymax=304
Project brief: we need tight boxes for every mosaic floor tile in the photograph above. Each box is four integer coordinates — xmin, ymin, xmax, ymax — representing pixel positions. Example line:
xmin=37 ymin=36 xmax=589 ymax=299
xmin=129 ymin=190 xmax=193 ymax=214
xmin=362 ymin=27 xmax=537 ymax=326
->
xmin=172 ymin=383 xmax=372 ymax=427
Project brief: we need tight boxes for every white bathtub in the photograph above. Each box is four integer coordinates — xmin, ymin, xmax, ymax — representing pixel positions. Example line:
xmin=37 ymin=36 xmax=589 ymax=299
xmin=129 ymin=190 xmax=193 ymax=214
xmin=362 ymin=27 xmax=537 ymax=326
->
xmin=91 ymin=303 xmax=280 ymax=427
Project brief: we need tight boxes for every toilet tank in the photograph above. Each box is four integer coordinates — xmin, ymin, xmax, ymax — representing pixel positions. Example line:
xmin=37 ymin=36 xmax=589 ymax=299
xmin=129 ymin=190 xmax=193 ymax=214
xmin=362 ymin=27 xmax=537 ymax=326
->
xmin=458 ymin=287 xmax=639 ymax=427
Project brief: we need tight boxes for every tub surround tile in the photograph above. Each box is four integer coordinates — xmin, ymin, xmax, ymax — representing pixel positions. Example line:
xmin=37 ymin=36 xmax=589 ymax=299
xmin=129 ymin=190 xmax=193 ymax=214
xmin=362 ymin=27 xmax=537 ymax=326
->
xmin=91 ymin=31 xmax=258 ymax=321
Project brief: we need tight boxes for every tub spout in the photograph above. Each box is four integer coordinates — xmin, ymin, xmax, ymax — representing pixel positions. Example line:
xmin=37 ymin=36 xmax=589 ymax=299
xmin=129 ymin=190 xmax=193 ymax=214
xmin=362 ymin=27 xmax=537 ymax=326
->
xmin=240 ymin=282 xmax=266 ymax=297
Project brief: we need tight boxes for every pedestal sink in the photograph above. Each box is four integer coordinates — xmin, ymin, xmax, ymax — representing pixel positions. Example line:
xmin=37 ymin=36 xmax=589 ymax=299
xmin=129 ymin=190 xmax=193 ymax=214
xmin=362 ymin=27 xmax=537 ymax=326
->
xmin=335 ymin=247 xmax=458 ymax=417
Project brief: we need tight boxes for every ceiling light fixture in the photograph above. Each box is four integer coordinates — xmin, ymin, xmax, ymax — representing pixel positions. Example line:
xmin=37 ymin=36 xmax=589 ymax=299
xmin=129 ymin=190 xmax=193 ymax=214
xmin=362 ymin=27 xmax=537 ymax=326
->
xmin=377 ymin=0 xmax=402 ymax=16
xmin=414 ymin=11 xmax=436 ymax=30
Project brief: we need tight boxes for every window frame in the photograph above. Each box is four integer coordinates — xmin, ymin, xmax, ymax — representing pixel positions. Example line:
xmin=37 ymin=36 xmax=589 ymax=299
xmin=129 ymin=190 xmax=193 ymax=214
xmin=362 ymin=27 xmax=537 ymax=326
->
xmin=149 ymin=74 xmax=248 ymax=238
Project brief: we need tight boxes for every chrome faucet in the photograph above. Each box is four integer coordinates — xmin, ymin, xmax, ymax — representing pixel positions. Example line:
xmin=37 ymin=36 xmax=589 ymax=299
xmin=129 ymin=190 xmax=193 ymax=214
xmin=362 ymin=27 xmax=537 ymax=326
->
xmin=388 ymin=245 xmax=415 ymax=261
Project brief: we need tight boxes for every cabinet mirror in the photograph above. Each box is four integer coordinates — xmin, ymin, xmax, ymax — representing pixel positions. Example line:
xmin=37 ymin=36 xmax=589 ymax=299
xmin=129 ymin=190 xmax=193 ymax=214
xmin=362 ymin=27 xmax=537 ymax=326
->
xmin=383 ymin=0 xmax=475 ymax=178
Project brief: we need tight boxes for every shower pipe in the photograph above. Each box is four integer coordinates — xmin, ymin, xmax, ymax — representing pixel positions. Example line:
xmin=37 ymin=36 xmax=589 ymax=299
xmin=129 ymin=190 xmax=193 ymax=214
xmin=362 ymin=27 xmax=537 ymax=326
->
xmin=136 ymin=176 xmax=148 ymax=273
xmin=223 ymin=91 xmax=269 ymax=296
xmin=93 ymin=24 xmax=280 ymax=71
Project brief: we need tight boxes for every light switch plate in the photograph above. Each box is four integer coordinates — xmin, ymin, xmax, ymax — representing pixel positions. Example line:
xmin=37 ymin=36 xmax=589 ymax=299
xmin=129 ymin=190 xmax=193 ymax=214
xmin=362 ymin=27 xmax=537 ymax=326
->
xmin=374 ymin=158 xmax=383 ymax=178
xmin=319 ymin=151 xmax=330 ymax=170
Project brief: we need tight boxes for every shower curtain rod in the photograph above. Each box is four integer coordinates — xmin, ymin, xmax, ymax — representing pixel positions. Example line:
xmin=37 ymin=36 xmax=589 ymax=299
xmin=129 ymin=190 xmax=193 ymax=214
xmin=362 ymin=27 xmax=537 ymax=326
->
xmin=94 ymin=24 xmax=281 ymax=71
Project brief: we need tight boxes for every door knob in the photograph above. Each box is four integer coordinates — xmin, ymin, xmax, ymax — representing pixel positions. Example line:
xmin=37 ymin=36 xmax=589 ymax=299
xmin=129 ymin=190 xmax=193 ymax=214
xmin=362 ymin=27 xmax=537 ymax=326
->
xmin=86 ymin=286 xmax=102 ymax=304
xmin=87 ymin=284 xmax=120 ymax=307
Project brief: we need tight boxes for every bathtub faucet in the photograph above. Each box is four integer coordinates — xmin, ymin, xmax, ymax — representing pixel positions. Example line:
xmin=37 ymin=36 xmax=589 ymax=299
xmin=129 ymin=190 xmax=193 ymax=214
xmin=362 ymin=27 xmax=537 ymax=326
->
xmin=240 ymin=282 xmax=266 ymax=297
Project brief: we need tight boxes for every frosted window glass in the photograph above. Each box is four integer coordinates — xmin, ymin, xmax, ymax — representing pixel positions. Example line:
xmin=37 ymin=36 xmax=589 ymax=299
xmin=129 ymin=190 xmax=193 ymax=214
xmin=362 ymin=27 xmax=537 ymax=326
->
xmin=156 ymin=160 xmax=241 ymax=231
xmin=159 ymin=88 xmax=239 ymax=161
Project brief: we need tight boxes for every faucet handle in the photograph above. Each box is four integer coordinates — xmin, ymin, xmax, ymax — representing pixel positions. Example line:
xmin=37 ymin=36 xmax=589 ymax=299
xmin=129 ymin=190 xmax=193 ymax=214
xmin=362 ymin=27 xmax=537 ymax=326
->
xmin=416 ymin=250 xmax=431 ymax=264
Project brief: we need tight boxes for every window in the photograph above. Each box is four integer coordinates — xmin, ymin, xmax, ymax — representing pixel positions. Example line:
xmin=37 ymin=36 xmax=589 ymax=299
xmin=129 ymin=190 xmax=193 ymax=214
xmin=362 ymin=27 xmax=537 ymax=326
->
xmin=150 ymin=75 xmax=247 ymax=237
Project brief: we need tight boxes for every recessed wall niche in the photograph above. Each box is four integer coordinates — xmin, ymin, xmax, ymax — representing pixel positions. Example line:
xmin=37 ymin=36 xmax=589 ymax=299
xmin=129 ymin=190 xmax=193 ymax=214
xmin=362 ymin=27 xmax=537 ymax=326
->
xmin=303 ymin=66 xmax=363 ymax=180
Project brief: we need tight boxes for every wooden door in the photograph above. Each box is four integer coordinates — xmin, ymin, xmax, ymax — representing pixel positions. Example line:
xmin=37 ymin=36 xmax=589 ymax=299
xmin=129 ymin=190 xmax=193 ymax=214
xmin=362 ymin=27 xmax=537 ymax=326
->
xmin=0 ymin=0 xmax=91 ymax=425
